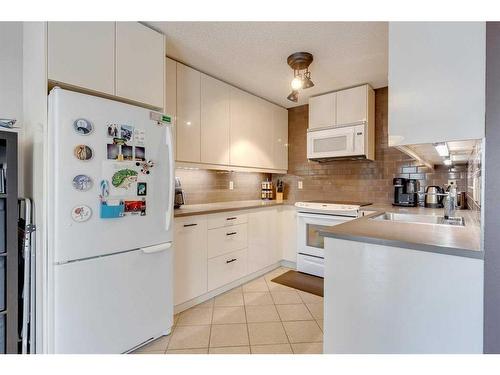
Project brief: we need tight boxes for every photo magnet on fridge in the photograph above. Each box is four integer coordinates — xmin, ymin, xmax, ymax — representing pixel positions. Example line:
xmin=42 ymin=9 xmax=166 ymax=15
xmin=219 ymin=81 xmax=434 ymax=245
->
xmin=134 ymin=146 xmax=145 ymax=161
xmin=134 ymin=129 xmax=145 ymax=146
xmin=124 ymin=199 xmax=146 ymax=216
xmin=107 ymin=123 xmax=120 ymax=138
xmin=121 ymin=145 xmax=133 ymax=161
xmin=137 ymin=182 xmax=147 ymax=196
xmin=107 ymin=144 xmax=120 ymax=160
xmin=120 ymin=124 xmax=134 ymax=144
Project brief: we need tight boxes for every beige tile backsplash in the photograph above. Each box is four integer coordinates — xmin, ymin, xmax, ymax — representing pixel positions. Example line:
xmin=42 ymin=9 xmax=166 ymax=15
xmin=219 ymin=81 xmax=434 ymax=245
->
xmin=175 ymin=168 xmax=270 ymax=205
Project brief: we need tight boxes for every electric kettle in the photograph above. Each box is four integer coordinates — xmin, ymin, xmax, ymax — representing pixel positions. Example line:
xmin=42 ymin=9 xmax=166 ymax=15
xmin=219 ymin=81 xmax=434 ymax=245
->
xmin=424 ymin=186 xmax=445 ymax=208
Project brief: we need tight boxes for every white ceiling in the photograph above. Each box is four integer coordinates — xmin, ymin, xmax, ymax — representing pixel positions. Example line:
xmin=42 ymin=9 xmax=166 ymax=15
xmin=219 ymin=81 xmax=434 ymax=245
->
xmin=147 ymin=22 xmax=388 ymax=108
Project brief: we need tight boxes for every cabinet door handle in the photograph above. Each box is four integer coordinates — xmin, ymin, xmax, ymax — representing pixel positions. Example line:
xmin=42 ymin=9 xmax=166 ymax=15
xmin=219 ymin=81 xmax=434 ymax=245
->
xmin=226 ymin=217 xmax=237 ymax=221
xmin=183 ymin=223 xmax=198 ymax=227
xmin=226 ymin=258 xmax=237 ymax=264
xmin=226 ymin=232 xmax=237 ymax=236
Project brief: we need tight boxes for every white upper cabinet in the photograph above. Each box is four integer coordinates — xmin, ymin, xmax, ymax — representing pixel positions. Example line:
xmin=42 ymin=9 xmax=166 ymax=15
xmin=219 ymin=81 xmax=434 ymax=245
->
xmin=336 ymin=85 xmax=370 ymax=125
xmin=273 ymin=106 xmax=288 ymax=170
xmin=389 ymin=22 xmax=486 ymax=146
xmin=172 ymin=61 xmax=288 ymax=172
xmin=165 ymin=57 xmax=177 ymax=158
xmin=48 ymin=22 xmax=115 ymax=95
xmin=176 ymin=64 xmax=201 ymax=162
xmin=201 ymin=74 xmax=231 ymax=165
xmin=230 ymin=91 xmax=274 ymax=169
xmin=308 ymin=92 xmax=336 ymax=129
xmin=48 ymin=22 xmax=165 ymax=108
xmin=229 ymin=88 xmax=255 ymax=167
xmin=115 ymin=22 xmax=165 ymax=108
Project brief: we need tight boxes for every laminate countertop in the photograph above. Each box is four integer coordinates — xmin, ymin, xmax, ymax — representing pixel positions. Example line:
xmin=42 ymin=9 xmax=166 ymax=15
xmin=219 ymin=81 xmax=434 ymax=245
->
xmin=320 ymin=204 xmax=483 ymax=259
xmin=174 ymin=200 xmax=288 ymax=218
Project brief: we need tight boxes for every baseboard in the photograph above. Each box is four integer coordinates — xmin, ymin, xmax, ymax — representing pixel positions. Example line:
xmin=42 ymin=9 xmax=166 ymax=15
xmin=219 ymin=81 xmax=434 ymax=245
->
xmin=280 ymin=259 xmax=297 ymax=269
xmin=174 ymin=262 xmax=284 ymax=314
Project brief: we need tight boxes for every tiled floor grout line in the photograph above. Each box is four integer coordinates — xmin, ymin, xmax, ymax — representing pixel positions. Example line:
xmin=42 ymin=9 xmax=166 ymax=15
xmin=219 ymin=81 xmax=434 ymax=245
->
xmin=266 ymin=275 xmax=295 ymax=352
xmin=138 ymin=268 xmax=323 ymax=354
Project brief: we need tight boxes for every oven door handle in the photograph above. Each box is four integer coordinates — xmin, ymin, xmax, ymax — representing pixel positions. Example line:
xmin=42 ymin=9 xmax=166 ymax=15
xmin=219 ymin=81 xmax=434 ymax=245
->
xmin=297 ymin=212 xmax=356 ymax=221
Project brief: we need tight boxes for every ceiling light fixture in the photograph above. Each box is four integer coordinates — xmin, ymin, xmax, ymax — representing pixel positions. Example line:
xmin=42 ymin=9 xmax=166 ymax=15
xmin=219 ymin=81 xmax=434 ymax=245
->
xmin=287 ymin=90 xmax=299 ymax=102
xmin=443 ymin=158 xmax=452 ymax=166
xmin=434 ymin=142 xmax=449 ymax=157
xmin=287 ymin=52 xmax=314 ymax=102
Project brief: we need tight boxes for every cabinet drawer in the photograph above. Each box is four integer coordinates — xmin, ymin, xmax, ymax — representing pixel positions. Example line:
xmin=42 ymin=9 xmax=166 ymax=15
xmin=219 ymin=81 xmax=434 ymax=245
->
xmin=208 ymin=223 xmax=247 ymax=258
xmin=208 ymin=249 xmax=247 ymax=291
xmin=207 ymin=212 xmax=248 ymax=229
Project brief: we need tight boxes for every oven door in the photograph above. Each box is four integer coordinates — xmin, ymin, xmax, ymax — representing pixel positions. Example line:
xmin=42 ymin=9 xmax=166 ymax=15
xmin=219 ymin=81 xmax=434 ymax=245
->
xmin=307 ymin=124 xmax=365 ymax=159
xmin=297 ymin=212 xmax=353 ymax=258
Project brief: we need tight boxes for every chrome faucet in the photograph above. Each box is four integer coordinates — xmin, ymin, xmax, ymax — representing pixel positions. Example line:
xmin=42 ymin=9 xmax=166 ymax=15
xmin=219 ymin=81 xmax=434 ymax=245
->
xmin=443 ymin=183 xmax=457 ymax=219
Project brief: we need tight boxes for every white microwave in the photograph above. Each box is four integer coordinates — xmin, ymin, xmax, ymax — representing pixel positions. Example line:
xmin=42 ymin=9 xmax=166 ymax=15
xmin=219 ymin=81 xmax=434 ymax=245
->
xmin=307 ymin=124 xmax=373 ymax=161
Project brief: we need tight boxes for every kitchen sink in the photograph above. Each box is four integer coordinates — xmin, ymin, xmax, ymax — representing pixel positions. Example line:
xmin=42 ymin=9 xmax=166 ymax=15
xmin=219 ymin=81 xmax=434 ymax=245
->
xmin=370 ymin=212 xmax=465 ymax=226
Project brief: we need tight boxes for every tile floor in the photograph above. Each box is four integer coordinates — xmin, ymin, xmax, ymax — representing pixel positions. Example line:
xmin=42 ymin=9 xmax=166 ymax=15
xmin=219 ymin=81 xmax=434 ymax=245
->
xmin=132 ymin=267 xmax=324 ymax=354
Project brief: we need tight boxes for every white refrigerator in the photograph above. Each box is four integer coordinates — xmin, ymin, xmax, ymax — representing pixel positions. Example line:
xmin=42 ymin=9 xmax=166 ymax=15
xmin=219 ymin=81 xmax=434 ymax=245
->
xmin=45 ymin=88 xmax=174 ymax=353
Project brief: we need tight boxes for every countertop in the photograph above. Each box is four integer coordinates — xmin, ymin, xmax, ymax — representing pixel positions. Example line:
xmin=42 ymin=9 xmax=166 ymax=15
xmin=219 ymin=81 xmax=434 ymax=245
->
xmin=320 ymin=204 xmax=483 ymax=259
xmin=174 ymin=200 xmax=288 ymax=217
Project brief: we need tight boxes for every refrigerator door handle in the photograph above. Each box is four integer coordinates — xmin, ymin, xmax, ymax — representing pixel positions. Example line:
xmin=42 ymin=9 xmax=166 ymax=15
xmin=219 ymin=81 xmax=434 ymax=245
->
xmin=165 ymin=124 xmax=175 ymax=232
xmin=141 ymin=242 xmax=172 ymax=254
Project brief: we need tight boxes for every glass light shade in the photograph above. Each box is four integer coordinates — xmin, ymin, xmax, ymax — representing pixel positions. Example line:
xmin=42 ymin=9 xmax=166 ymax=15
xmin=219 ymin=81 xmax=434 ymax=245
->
xmin=291 ymin=77 xmax=303 ymax=90
xmin=287 ymin=91 xmax=299 ymax=102
xmin=302 ymin=77 xmax=315 ymax=89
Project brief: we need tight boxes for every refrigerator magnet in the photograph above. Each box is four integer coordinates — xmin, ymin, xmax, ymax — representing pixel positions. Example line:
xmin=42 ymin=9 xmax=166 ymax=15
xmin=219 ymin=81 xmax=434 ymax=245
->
xmin=100 ymin=179 xmax=110 ymax=198
xmin=137 ymin=182 xmax=147 ymax=196
xmin=120 ymin=124 xmax=134 ymax=144
xmin=106 ymin=124 xmax=120 ymax=138
xmin=73 ymin=118 xmax=93 ymax=135
xmin=124 ymin=199 xmax=146 ymax=216
xmin=72 ymin=174 xmax=93 ymax=191
xmin=134 ymin=146 xmax=145 ymax=161
xmin=133 ymin=129 xmax=145 ymax=146
xmin=111 ymin=168 xmax=138 ymax=190
xmin=71 ymin=205 xmax=92 ymax=222
xmin=136 ymin=160 xmax=154 ymax=175
xmin=100 ymin=200 xmax=125 ymax=219
xmin=74 ymin=145 xmax=93 ymax=161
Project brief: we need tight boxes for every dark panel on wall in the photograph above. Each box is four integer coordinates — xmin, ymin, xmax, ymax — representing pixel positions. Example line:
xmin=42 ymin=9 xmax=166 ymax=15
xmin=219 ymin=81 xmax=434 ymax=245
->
xmin=484 ymin=22 xmax=500 ymax=354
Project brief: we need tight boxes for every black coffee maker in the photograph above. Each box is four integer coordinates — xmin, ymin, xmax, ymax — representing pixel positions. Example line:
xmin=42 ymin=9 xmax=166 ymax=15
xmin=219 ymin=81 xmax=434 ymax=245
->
xmin=393 ymin=178 xmax=419 ymax=207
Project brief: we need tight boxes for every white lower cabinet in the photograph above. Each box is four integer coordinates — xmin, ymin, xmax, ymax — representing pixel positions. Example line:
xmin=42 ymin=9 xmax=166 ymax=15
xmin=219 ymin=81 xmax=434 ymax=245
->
xmin=174 ymin=207 xmax=288 ymax=308
xmin=207 ymin=212 xmax=248 ymax=229
xmin=208 ymin=249 xmax=248 ymax=291
xmin=208 ymin=223 xmax=248 ymax=259
xmin=247 ymin=208 xmax=279 ymax=274
xmin=173 ymin=216 xmax=208 ymax=306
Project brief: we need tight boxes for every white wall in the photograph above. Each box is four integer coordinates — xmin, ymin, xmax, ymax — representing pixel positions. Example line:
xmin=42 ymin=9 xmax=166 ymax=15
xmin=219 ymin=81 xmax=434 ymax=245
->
xmin=22 ymin=21 xmax=48 ymax=353
xmin=0 ymin=22 xmax=24 ymax=196
xmin=0 ymin=22 xmax=23 ymax=121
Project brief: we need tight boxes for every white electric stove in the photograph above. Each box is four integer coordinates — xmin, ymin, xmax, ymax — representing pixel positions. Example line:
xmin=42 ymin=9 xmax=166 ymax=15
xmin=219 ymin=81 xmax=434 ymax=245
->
xmin=295 ymin=201 xmax=363 ymax=277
